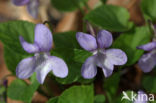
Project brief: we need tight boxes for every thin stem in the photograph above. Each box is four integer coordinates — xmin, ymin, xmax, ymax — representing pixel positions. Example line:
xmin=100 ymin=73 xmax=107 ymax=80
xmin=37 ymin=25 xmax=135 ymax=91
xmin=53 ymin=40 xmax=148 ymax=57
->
xmin=84 ymin=2 xmax=91 ymax=11
xmin=86 ymin=21 xmax=96 ymax=36
xmin=43 ymin=21 xmax=53 ymax=32
xmin=83 ymin=21 xmax=87 ymax=33
xmin=100 ymin=0 xmax=107 ymax=4
xmin=72 ymin=0 xmax=85 ymax=15
xmin=4 ymin=80 xmax=7 ymax=103
xmin=147 ymin=20 xmax=156 ymax=41
xmin=106 ymin=91 xmax=112 ymax=103
xmin=0 ymin=74 xmax=12 ymax=103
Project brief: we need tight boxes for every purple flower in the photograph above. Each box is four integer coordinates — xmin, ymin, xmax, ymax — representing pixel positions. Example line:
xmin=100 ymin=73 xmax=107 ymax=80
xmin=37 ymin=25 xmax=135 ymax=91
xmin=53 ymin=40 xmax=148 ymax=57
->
xmin=137 ymin=42 xmax=156 ymax=72
xmin=76 ymin=30 xmax=127 ymax=79
xmin=134 ymin=91 xmax=148 ymax=103
xmin=12 ymin=0 xmax=39 ymax=18
xmin=16 ymin=24 xmax=68 ymax=84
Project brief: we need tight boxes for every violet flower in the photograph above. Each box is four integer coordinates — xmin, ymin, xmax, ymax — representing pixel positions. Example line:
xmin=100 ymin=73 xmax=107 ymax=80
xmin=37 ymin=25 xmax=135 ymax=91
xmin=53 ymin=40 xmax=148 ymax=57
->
xmin=76 ymin=30 xmax=127 ymax=79
xmin=134 ymin=91 xmax=148 ymax=103
xmin=137 ymin=42 xmax=156 ymax=72
xmin=12 ymin=0 xmax=39 ymax=18
xmin=16 ymin=24 xmax=68 ymax=84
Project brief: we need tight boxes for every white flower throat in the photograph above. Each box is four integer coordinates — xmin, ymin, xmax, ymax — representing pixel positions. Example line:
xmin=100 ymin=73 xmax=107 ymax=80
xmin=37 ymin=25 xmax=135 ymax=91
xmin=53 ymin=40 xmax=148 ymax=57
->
xmin=34 ymin=52 xmax=50 ymax=70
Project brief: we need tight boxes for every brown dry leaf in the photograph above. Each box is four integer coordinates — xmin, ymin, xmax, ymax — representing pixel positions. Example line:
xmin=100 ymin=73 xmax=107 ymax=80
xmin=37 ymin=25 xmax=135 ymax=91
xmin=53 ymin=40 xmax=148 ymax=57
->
xmin=55 ymin=11 xmax=82 ymax=32
xmin=32 ymin=92 xmax=48 ymax=103
xmin=107 ymin=0 xmax=144 ymax=25
xmin=55 ymin=0 xmax=100 ymax=32
xmin=88 ymin=0 xmax=100 ymax=9
xmin=0 ymin=0 xmax=41 ymax=23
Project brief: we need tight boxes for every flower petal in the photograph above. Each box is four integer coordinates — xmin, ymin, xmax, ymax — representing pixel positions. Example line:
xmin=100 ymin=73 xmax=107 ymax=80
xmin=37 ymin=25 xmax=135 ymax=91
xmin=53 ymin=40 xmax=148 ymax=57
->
xmin=34 ymin=24 xmax=53 ymax=52
xmin=106 ymin=49 xmax=127 ymax=65
xmin=19 ymin=36 xmax=40 ymax=53
xmin=97 ymin=30 xmax=113 ymax=48
xmin=35 ymin=58 xmax=53 ymax=84
xmin=102 ymin=67 xmax=113 ymax=78
xmin=99 ymin=61 xmax=114 ymax=78
xmin=35 ymin=55 xmax=68 ymax=84
xmin=96 ymin=52 xmax=114 ymax=77
xmin=27 ymin=0 xmax=39 ymax=18
xmin=16 ymin=57 xmax=35 ymax=79
xmin=12 ymin=0 xmax=29 ymax=6
xmin=138 ymin=52 xmax=156 ymax=72
xmin=76 ymin=32 xmax=97 ymax=51
xmin=137 ymin=42 xmax=156 ymax=51
xmin=49 ymin=56 xmax=68 ymax=78
xmin=81 ymin=55 xmax=97 ymax=79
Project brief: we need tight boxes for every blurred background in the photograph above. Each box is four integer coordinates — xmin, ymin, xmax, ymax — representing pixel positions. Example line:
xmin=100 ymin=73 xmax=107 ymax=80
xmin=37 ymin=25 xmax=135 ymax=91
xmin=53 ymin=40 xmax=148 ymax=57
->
xmin=0 ymin=0 xmax=145 ymax=102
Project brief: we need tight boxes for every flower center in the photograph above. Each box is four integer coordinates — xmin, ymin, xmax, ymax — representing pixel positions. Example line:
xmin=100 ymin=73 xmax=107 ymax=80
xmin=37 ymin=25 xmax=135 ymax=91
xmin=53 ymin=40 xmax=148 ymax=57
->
xmin=92 ymin=48 xmax=107 ymax=66
xmin=35 ymin=52 xmax=49 ymax=60
xmin=93 ymin=48 xmax=105 ymax=55
xmin=34 ymin=52 xmax=50 ymax=70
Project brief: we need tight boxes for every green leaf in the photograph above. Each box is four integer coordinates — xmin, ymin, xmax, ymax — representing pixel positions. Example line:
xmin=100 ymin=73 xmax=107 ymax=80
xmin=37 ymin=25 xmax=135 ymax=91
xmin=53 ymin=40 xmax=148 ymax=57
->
xmin=103 ymin=72 xmax=120 ymax=96
xmin=101 ymin=0 xmax=107 ymax=4
xmin=0 ymin=84 xmax=6 ymax=103
xmin=149 ymin=101 xmax=156 ymax=103
xmin=112 ymin=26 xmax=151 ymax=66
xmin=53 ymin=32 xmax=80 ymax=48
xmin=0 ymin=86 xmax=5 ymax=95
xmin=52 ymin=32 xmax=93 ymax=84
xmin=0 ymin=21 xmax=35 ymax=74
xmin=52 ymin=48 xmax=93 ymax=84
xmin=141 ymin=0 xmax=156 ymax=22
xmin=94 ymin=95 xmax=105 ymax=103
xmin=53 ymin=58 xmax=83 ymax=84
xmin=58 ymin=85 xmax=94 ymax=103
xmin=51 ymin=0 xmax=88 ymax=12
xmin=7 ymin=74 xmax=40 ymax=103
xmin=73 ymin=49 xmax=92 ymax=63
xmin=142 ymin=75 xmax=156 ymax=93
xmin=85 ymin=5 xmax=133 ymax=32
xmin=47 ymin=97 xmax=58 ymax=103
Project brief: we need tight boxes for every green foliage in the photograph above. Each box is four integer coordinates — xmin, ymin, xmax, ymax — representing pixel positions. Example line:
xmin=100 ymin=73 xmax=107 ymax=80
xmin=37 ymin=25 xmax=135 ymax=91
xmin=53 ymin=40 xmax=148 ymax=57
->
xmin=94 ymin=95 xmax=105 ymax=103
xmin=0 ymin=86 xmax=6 ymax=103
xmin=142 ymin=75 xmax=156 ymax=93
xmin=0 ymin=21 xmax=35 ymax=74
xmin=0 ymin=86 xmax=5 ymax=95
xmin=58 ymin=85 xmax=94 ymax=103
xmin=51 ymin=0 xmax=88 ymax=12
xmin=141 ymin=0 xmax=156 ymax=22
xmin=85 ymin=5 xmax=133 ymax=32
xmin=112 ymin=26 xmax=151 ymax=66
xmin=0 ymin=21 xmax=39 ymax=102
xmin=52 ymin=32 xmax=93 ymax=84
xmin=53 ymin=31 xmax=80 ymax=48
xmin=104 ymin=72 xmax=120 ymax=96
xmin=7 ymin=74 xmax=40 ymax=103
xmin=47 ymin=85 xmax=94 ymax=103
xmin=47 ymin=97 xmax=58 ymax=103
xmin=149 ymin=101 xmax=156 ymax=103
xmin=100 ymin=0 xmax=107 ymax=4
